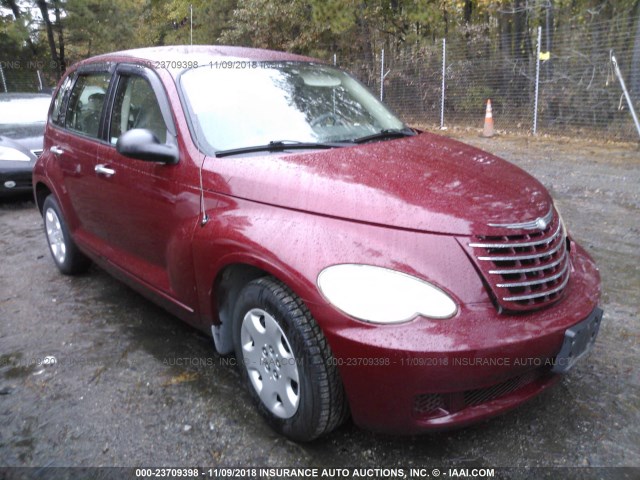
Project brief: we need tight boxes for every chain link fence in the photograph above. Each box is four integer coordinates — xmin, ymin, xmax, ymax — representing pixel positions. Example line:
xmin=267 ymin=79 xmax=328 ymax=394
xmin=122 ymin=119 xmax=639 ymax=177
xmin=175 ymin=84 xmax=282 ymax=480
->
xmin=334 ymin=16 xmax=640 ymax=142
xmin=0 ymin=57 xmax=59 ymax=94
xmin=2 ymin=15 xmax=638 ymax=141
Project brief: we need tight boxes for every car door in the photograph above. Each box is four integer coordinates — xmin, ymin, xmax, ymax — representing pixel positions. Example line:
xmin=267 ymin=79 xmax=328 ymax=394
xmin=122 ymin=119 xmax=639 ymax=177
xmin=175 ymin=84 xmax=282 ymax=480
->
xmin=47 ymin=67 xmax=113 ymax=239
xmin=93 ymin=65 xmax=201 ymax=320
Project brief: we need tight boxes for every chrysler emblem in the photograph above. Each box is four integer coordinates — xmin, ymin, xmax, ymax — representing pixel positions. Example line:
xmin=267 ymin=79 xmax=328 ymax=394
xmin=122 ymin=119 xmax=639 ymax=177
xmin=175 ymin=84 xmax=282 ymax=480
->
xmin=536 ymin=217 xmax=548 ymax=230
xmin=487 ymin=208 xmax=554 ymax=230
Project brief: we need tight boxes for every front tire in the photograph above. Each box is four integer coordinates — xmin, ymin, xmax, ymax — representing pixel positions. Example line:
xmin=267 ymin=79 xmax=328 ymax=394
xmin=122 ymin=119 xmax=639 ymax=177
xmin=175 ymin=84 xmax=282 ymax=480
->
xmin=42 ymin=195 xmax=91 ymax=275
xmin=232 ymin=277 xmax=348 ymax=441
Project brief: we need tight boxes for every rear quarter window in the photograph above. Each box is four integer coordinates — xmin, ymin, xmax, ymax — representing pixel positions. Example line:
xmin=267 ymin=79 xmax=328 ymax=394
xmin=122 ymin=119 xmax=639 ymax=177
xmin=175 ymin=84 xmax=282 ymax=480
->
xmin=50 ymin=75 xmax=73 ymax=126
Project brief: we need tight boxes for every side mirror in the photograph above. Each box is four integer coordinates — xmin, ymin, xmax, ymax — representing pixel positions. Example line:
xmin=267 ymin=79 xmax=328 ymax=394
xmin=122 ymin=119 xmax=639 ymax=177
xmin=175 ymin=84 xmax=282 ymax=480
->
xmin=116 ymin=129 xmax=179 ymax=164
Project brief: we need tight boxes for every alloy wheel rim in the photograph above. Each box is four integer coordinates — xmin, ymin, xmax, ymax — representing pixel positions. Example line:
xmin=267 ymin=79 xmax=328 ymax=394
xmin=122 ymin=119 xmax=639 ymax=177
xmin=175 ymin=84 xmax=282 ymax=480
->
xmin=45 ymin=208 xmax=66 ymax=265
xmin=240 ymin=308 xmax=300 ymax=419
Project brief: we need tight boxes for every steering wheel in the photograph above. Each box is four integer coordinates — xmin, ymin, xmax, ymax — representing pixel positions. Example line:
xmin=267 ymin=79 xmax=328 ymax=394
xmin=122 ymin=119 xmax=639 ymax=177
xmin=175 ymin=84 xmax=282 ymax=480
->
xmin=311 ymin=112 xmax=343 ymax=127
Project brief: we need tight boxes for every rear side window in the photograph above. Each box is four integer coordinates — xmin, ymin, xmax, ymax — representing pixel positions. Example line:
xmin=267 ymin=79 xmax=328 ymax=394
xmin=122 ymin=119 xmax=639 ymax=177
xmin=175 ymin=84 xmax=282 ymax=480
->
xmin=51 ymin=76 xmax=73 ymax=126
xmin=65 ymin=72 xmax=111 ymax=138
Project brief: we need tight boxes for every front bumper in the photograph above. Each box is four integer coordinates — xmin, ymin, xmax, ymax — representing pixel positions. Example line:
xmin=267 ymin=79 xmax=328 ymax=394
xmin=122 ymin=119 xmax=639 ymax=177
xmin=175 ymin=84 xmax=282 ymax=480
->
xmin=0 ymin=163 xmax=34 ymax=195
xmin=311 ymin=243 xmax=602 ymax=434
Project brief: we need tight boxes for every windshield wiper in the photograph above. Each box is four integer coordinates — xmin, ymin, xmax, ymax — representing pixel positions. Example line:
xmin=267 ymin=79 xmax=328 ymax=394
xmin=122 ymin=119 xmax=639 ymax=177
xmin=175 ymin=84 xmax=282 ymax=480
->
xmin=352 ymin=128 xmax=416 ymax=144
xmin=215 ymin=140 xmax=346 ymax=157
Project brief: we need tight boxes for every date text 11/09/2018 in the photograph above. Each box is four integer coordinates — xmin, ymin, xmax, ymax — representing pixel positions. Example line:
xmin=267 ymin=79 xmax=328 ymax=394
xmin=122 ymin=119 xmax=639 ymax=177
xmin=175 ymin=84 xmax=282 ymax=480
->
xmin=134 ymin=467 xmax=497 ymax=478
xmin=209 ymin=61 xmax=291 ymax=69
xmin=139 ymin=60 xmax=292 ymax=70
xmin=140 ymin=60 xmax=299 ymax=70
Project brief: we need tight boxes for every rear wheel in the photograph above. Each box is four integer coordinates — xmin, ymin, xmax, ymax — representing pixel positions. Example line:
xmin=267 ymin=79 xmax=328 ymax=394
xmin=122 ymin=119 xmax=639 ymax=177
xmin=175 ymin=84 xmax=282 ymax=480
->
xmin=43 ymin=195 xmax=91 ymax=275
xmin=232 ymin=276 xmax=348 ymax=441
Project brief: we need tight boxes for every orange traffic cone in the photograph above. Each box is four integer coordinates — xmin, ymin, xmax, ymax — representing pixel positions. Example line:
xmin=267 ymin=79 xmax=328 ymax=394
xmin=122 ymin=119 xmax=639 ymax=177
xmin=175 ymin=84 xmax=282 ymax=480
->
xmin=482 ymin=99 xmax=494 ymax=138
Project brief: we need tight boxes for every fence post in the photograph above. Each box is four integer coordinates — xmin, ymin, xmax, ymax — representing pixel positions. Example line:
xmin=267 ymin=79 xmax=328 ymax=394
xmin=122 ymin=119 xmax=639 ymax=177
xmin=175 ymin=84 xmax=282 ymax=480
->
xmin=380 ymin=48 xmax=384 ymax=101
xmin=611 ymin=53 xmax=640 ymax=141
xmin=440 ymin=38 xmax=446 ymax=129
xmin=0 ymin=63 xmax=7 ymax=93
xmin=533 ymin=26 xmax=542 ymax=135
xmin=333 ymin=54 xmax=337 ymax=113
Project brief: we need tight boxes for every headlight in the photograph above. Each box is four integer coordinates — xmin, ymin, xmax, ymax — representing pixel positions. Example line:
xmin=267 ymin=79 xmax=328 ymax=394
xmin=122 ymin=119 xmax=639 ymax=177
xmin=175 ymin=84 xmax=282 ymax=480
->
xmin=0 ymin=146 xmax=31 ymax=162
xmin=317 ymin=264 xmax=458 ymax=324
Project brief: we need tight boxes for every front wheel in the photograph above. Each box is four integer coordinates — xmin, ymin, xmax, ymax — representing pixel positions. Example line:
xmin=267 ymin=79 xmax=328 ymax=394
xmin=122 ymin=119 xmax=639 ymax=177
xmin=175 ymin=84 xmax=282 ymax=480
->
xmin=42 ymin=195 xmax=91 ymax=275
xmin=232 ymin=277 xmax=348 ymax=441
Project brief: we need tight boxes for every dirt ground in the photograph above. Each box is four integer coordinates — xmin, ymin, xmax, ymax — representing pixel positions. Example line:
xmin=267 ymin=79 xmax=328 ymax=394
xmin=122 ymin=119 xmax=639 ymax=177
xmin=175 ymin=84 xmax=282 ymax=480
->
xmin=0 ymin=131 xmax=638 ymax=478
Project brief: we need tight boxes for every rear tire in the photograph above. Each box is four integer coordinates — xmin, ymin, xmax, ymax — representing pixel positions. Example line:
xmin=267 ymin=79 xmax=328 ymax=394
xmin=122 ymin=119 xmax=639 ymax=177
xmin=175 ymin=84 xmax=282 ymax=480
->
xmin=42 ymin=195 xmax=91 ymax=275
xmin=232 ymin=276 xmax=348 ymax=441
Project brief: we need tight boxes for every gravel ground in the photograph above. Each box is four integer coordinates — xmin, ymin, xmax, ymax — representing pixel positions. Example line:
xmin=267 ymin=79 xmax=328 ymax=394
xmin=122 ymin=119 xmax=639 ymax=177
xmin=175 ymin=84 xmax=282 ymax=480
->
xmin=0 ymin=132 xmax=638 ymax=479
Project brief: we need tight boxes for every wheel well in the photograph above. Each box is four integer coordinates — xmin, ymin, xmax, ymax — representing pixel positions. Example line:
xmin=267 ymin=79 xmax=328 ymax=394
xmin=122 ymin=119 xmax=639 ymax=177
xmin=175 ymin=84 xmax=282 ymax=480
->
xmin=35 ymin=183 xmax=52 ymax=214
xmin=212 ymin=264 xmax=268 ymax=354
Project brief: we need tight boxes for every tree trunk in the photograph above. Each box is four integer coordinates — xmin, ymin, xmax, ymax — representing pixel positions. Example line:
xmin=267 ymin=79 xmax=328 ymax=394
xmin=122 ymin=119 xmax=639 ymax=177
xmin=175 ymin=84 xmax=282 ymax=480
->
xmin=53 ymin=0 xmax=65 ymax=76
xmin=499 ymin=8 xmax=511 ymax=56
xmin=543 ymin=1 xmax=554 ymax=80
xmin=443 ymin=4 xmax=448 ymax=37
xmin=36 ymin=0 xmax=60 ymax=77
xmin=463 ymin=0 xmax=473 ymax=25
xmin=4 ymin=0 xmax=21 ymax=21
xmin=514 ymin=0 xmax=527 ymax=60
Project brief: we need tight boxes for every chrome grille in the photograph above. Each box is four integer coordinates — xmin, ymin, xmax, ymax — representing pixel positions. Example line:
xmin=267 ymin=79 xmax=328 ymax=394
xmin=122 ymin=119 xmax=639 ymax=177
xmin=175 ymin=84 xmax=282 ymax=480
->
xmin=467 ymin=209 xmax=571 ymax=312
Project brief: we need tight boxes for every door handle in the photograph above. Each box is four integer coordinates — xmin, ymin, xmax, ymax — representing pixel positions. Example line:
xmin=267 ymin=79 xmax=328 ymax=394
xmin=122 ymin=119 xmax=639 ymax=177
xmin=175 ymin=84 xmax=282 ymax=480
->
xmin=51 ymin=146 xmax=64 ymax=155
xmin=95 ymin=164 xmax=116 ymax=177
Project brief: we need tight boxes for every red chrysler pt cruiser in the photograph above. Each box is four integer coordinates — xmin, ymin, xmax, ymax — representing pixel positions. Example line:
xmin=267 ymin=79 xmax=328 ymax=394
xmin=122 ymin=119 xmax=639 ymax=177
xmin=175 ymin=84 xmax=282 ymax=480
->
xmin=33 ymin=46 xmax=602 ymax=441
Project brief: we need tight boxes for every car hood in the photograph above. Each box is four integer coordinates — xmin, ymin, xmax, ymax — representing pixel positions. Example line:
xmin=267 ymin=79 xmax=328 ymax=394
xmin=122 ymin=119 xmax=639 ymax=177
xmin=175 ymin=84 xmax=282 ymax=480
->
xmin=0 ymin=134 xmax=40 ymax=161
xmin=203 ymin=132 xmax=552 ymax=236
xmin=0 ymin=123 xmax=45 ymax=153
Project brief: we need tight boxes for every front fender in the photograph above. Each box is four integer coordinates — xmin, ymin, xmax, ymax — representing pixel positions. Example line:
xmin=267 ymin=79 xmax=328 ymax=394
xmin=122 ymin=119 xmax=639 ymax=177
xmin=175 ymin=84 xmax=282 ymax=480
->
xmin=191 ymin=193 xmax=489 ymax=332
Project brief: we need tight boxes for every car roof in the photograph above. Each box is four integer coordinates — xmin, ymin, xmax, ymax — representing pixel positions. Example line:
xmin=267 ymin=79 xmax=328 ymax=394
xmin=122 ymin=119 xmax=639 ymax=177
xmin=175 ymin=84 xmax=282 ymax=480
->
xmin=0 ymin=93 xmax=52 ymax=101
xmin=76 ymin=45 xmax=322 ymax=71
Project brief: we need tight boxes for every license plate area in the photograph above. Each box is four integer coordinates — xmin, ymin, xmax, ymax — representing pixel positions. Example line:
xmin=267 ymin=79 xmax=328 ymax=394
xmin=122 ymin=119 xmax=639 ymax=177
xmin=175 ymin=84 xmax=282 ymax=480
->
xmin=552 ymin=307 xmax=603 ymax=373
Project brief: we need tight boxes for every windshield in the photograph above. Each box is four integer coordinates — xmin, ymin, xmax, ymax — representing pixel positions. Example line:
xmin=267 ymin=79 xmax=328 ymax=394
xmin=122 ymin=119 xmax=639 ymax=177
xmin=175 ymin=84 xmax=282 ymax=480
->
xmin=179 ymin=62 xmax=407 ymax=153
xmin=0 ymin=96 xmax=51 ymax=125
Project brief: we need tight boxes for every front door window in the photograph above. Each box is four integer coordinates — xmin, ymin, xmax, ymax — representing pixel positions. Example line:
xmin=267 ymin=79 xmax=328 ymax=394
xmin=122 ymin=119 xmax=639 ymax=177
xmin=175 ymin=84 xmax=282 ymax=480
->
xmin=110 ymin=76 xmax=167 ymax=144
